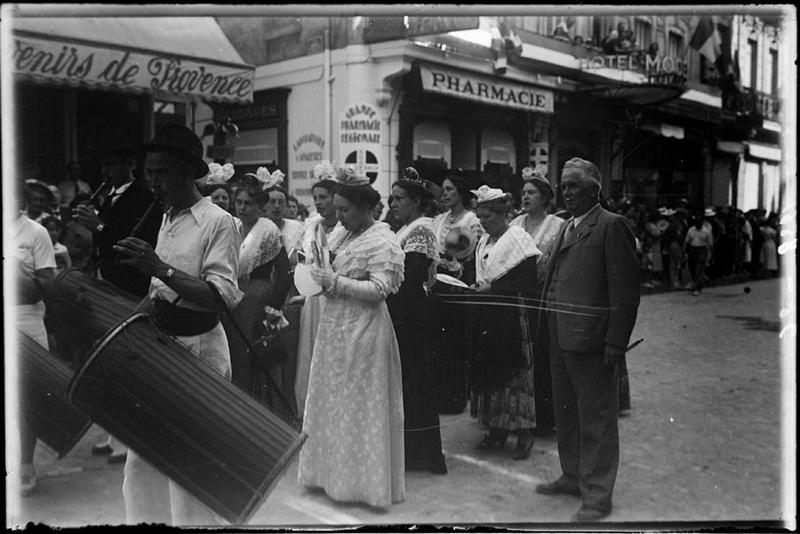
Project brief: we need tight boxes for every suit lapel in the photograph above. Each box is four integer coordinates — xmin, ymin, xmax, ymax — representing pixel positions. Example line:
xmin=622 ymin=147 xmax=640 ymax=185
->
xmin=558 ymin=205 xmax=601 ymax=252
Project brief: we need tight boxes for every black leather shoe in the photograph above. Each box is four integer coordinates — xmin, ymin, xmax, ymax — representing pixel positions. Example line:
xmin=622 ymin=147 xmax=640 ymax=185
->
xmin=535 ymin=478 xmax=581 ymax=497
xmin=91 ymin=444 xmax=113 ymax=456
xmin=477 ymin=429 xmax=508 ymax=450
xmin=512 ymin=435 xmax=534 ymax=460
xmin=572 ymin=505 xmax=611 ymax=522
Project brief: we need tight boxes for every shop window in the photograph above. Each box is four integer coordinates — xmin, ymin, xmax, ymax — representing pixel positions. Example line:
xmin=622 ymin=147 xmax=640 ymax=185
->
xmin=235 ymin=128 xmax=278 ymax=166
xmin=481 ymin=129 xmax=516 ymax=172
xmin=412 ymin=122 xmax=451 ymax=165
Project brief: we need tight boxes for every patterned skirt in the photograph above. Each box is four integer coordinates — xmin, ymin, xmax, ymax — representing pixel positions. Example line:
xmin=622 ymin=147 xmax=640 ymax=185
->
xmin=471 ymin=308 xmax=536 ymax=431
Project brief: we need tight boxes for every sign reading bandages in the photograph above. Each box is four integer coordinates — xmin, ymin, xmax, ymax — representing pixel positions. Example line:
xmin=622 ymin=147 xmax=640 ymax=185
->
xmin=12 ymin=34 xmax=254 ymax=103
xmin=420 ymin=65 xmax=554 ymax=113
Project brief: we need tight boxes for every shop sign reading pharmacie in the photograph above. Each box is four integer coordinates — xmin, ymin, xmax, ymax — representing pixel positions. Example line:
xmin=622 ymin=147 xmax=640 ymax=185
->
xmin=11 ymin=34 xmax=254 ymax=103
xmin=339 ymin=103 xmax=381 ymax=184
xmin=420 ymin=65 xmax=554 ymax=113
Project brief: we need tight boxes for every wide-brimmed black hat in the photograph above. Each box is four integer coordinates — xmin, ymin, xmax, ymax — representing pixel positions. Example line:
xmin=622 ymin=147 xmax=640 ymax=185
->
xmin=396 ymin=166 xmax=434 ymax=199
xmin=140 ymin=124 xmax=208 ymax=179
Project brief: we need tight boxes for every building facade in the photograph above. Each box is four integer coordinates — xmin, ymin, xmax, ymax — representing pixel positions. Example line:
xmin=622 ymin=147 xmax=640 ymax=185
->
xmin=204 ymin=13 xmax=787 ymax=214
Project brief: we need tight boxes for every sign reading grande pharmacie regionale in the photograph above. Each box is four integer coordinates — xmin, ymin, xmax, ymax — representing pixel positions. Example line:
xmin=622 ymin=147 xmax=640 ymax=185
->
xmin=12 ymin=35 xmax=254 ymax=103
xmin=420 ymin=65 xmax=553 ymax=113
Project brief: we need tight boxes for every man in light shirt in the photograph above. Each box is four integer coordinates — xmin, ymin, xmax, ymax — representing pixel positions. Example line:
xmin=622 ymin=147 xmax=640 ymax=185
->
xmin=113 ymin=124 xmax=243 ymax=526
xmin=684 ymin=212 xmax=714 ymax=295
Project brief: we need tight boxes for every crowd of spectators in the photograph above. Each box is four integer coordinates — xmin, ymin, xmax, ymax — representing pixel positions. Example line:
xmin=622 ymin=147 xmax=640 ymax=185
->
xmin=599 ymin=197 xmax=781 ymax=294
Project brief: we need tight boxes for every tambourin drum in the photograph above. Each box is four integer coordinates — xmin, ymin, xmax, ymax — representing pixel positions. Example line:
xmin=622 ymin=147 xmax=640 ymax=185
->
xmin=50 ymin=268 xmax=139 ymax=366
xmin=67 ymin=313 xmax=307 ymax=524
xmin=18 ymin=331 xmax=92 ymax=458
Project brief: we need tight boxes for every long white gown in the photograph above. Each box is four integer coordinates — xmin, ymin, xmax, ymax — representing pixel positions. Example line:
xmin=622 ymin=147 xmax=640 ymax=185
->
xmin=297 ymin=221 xmax=406 ymax=507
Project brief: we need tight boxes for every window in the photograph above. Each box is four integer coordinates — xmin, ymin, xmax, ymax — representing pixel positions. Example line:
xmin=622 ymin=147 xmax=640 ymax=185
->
xmin=667 ymin=31 xmax=683 ymax=58
xmin=633 ymin=18 xmax=652 ymax=50
xmin=234 ymin=128 xmax=278 ymax=165
xmin=481 ymin=128 xmax=516 ymax=172
xmin=412 ymin=122 xmax=451 ymax=165
xmin=748 ymin=39 xmax=758 ymax=90
xmin=769 ymin=48 xmax=778 ymax=95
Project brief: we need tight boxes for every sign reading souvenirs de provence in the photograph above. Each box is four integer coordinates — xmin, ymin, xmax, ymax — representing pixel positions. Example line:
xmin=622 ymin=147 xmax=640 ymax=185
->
xmin=420 ymin=65 xmax=554 ymax=113
xmin=339 ymin=103 xmax=381 ymax=184
xmin=12 ymin=34 xmax=254 ymax=103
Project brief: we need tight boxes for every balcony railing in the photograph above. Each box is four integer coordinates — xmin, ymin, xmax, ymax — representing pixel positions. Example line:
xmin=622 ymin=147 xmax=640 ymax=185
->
xmin=724 ymin=87 xmax=781 ymax=122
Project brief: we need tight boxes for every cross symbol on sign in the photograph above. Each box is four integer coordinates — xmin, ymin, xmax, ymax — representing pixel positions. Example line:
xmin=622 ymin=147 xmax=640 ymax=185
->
xmin=529 ymin=142 xmax=548 ymax=168
xmin=344 ymin=149 xmax=380 ymax=184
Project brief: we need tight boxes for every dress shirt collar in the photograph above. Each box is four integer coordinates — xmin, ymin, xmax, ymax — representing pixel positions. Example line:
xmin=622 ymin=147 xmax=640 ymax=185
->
xmin=166 ymin=195 xmax=213 ymax=226
xmin=569 ymin=202 xmax=601 ymax=230
xmin=108 ymin=180 xmax=134 ymax=197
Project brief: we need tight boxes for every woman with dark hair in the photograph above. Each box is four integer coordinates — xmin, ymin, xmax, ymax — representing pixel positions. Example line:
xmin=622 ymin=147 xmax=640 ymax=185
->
xmin=509 ymin=166 xmax=563 ymax=433
xmin=199 ymin=162 xmax=236 ymax=215
xmin=469 ymin=185 xmax=541 ymax=460
xmin=387 ymin=167 xmax=447 ymax=475
xmin=228 ymin=176 xmax=292 ymax=407
xmin=248 ymin=166 xmax=305 ymax=416
xmin=298 ymin=165 xmax=406 ymax=507
xmin=294 ymin=161 xmax=345 ymax=417
xmin=252 ymin=167 xmax=304 ymax=265
xmin=430 ymin=171 xmax=483 ymax=414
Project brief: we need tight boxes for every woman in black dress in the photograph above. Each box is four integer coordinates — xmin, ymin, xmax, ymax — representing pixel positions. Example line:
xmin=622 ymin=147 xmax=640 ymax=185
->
xmin=387 ymin=168 xmax=447 ymax=474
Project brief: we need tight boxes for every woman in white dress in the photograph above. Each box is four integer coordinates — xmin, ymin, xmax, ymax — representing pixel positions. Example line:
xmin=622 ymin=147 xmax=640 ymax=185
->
xmin=430 ymin=172 xmax=483 ymax=414
xmin=299 ymin=166 xmax=406 ymax=508
xmin=294 ymin=161 xmax=344 ymax=418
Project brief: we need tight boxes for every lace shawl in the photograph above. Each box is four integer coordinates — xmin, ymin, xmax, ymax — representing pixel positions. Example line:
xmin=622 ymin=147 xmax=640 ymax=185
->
xmin=237 ymin=217 xmax=283 ymax=283
xmin=331 ymin=222 xmax=405 ymax=296
xmin=475 ymin=225 xmax=542 ymax=285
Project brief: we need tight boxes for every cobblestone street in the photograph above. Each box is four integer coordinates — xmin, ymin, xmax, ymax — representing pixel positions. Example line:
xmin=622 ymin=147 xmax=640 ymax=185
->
xmin=8 ymin=278 xmax=792 ymax=528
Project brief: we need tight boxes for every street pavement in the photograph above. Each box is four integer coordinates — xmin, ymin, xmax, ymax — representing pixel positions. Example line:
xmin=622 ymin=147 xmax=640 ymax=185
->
xmin=6 ymin=278 xmax=793 ymax=529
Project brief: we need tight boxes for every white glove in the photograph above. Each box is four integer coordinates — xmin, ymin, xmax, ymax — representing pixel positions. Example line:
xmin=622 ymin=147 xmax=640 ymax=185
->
xmin=310 ymin=266 xmax=338 ymax=291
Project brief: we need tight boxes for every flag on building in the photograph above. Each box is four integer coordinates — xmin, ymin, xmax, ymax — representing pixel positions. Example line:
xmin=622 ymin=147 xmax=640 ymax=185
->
xmin=498 ymin=21 xmax=523 ymax=57
xmin=689 ymin=16 xmax=722 ymax=63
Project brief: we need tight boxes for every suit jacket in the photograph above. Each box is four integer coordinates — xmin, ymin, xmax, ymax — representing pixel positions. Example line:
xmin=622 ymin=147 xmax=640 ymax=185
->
xmin=540 ymin=204 xmax=640 ymax=354
xmin=95 ymin=180 xmax=162 ymax=298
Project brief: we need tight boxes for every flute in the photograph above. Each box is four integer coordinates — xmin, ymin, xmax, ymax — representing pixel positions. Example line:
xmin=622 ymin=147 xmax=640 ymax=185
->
xmin=112 ymin=195 xmax=162 ymax=264
xmin=86 ymin=180 xmax=108 ymax=208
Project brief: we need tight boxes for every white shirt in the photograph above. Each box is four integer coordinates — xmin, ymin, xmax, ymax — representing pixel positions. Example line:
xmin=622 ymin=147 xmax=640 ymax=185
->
xmin=13 ymin=214 xmax=57 ymax=275
xmin=107 ymin=180 xmax=134 ymax=207
xmin=149 ymin=196 xmax=243 ymax=311
xmin=568 ymin=202 xmax=602 ymax=231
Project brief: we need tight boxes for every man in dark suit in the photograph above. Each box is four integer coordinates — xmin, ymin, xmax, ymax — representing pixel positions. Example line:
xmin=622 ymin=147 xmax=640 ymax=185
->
xmin=536 ymin=157 xmax=640 ymax=522
xmin=73 ymin=132 xmax=162 ymax=298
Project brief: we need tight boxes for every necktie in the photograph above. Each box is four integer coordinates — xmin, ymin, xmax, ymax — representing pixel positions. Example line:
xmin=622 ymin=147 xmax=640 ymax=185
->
xmin=565 ymin=220 xmax=576 ymax=240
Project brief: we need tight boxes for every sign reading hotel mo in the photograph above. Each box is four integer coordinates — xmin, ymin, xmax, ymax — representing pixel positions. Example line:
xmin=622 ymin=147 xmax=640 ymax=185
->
xmin=12 ymin=34 xmax=254 ymax=103
xmin=420 ymin=65 xmax=554 ymax=113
